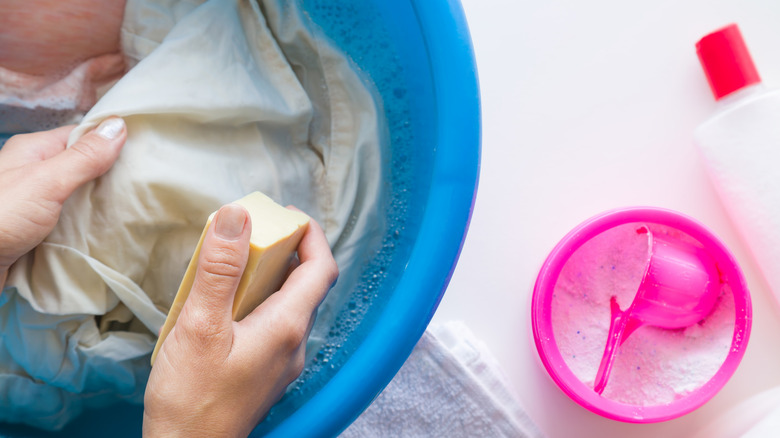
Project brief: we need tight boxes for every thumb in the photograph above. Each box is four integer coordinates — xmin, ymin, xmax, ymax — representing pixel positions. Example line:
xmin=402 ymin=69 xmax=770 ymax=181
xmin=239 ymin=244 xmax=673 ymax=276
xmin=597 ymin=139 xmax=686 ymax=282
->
xmin=179 ymin=204 xmax=251 ymax=339
xmin=46 ymin=117 xmax=127 ymax=201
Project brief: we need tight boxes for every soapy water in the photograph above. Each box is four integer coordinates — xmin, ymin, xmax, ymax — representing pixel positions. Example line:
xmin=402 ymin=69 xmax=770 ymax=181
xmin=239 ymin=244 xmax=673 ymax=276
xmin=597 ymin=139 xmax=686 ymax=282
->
xmin=257 ymin=0 xmax=437 ymax=428
xmin=551 ymin=223 xmax=734 ymax=406
xmin=0 ymin=104 xmax=82 ymax=136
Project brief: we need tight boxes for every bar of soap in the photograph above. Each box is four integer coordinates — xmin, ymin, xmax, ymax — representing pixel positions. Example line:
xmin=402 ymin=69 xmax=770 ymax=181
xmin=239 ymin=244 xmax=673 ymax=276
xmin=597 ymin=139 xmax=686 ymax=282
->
xmin=151 ymin=191 xmax=310 ymax=365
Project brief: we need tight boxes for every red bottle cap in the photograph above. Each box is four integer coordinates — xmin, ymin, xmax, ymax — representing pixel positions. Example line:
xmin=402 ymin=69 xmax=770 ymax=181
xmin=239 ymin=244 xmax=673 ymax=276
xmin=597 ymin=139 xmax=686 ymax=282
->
xmin=696 ymin=24 xmax=761 ymax=100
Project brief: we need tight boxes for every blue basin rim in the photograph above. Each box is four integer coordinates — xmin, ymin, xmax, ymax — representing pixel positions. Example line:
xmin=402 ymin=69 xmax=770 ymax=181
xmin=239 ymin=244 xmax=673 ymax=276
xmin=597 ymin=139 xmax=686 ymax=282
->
xmin=261 ymin=0 xmax=481 ymax=436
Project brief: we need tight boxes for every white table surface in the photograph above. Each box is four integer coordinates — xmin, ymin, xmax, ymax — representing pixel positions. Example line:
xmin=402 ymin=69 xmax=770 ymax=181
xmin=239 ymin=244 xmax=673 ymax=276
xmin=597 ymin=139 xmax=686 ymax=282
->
xmin=431 ymin=1 xmax=780 ymax=437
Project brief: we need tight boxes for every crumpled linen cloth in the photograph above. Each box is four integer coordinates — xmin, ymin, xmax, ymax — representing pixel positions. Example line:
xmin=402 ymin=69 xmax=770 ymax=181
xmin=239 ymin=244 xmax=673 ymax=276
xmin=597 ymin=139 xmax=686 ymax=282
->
xmin=341 ymin=321 xmax=543 ymax=438
xmin=2 ymin=0 xmax=383 ymax=429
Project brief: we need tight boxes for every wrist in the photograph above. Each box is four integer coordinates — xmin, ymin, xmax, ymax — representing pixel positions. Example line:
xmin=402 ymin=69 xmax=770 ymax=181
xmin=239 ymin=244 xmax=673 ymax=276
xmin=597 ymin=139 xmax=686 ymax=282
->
xmin=142 ymin=409 xmax=242 ymax=438
xmin=142 ymin=411 xmax=193 ymax=438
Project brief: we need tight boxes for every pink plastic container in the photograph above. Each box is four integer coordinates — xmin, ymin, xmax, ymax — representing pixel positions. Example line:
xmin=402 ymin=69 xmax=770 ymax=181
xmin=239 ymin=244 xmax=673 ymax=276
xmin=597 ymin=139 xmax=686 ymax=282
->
xmin=531 ymin=207 xmax=751 ymax=422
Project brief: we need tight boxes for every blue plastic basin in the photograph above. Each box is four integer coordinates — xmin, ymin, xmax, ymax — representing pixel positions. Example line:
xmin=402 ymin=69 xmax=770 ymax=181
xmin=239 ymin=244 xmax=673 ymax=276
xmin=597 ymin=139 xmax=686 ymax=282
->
xmin=0 ymin=0 xmax=480 ymax=436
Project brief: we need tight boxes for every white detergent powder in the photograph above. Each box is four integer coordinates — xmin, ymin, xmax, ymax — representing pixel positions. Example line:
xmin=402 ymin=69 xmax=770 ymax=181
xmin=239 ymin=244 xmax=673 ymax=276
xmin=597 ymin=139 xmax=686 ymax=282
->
xmin=551 ymin=223 xmax=735 ymax=405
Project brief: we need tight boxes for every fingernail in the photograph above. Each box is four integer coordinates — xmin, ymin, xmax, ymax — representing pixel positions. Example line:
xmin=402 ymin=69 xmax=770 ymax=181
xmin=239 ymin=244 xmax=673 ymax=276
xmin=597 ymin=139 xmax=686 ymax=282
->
xmin=215 ymin=204 xmax=247 ymax=240
xmin=96 ymin=117 xmax=125 ymax=139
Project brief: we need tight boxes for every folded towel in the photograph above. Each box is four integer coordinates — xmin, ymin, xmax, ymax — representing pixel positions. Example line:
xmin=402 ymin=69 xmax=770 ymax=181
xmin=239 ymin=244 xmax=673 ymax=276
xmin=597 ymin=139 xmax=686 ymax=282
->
xmin=341 ymin=321 xmax=542 ymax=438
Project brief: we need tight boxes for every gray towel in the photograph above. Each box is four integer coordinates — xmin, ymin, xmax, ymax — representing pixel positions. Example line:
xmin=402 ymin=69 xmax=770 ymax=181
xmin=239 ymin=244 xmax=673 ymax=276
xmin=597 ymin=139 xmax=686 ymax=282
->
xmin=341 ymin=321 xmax=543 ymax=438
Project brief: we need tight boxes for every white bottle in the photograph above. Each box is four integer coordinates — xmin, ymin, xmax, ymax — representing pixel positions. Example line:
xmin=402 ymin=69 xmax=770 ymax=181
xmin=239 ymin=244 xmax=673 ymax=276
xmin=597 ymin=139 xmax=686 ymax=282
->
xmin=694 ymin=24 xmax=780 ymax=303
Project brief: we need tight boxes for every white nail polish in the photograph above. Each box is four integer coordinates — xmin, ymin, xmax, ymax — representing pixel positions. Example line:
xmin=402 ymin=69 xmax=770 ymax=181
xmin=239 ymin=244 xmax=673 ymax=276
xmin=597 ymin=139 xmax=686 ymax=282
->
xmin=96 ymin=117 xmax=125 ymax=139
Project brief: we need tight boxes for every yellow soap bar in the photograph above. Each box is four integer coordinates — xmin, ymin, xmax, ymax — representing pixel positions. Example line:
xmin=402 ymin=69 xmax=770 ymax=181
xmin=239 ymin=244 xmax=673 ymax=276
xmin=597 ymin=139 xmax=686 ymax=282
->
xmin=151 ymin=192 xmax=310 ymax=365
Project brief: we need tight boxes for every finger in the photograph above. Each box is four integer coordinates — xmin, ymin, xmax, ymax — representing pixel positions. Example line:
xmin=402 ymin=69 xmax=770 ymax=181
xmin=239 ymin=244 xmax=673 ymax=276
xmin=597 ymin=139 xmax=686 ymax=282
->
xmin=180 ymin=204 xmax=251 ymax=337
xmin=43 ymin=117 xmax=127 ymax=202
xmin=284 ymin=254 xmax=301 ymax=278
xmin=0 ymin=125 xmax=75 ymax=170
xmin=31 ymin=125 xmax=77 ymax=159
xmin=303 ymin=307 xmax=318 ymax=343
xmin=273 ymin=218 xmax=338 ymax=315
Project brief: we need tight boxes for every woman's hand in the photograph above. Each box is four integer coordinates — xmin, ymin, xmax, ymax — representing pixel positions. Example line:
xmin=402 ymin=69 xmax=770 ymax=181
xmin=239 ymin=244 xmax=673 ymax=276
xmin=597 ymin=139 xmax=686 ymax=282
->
xmin=0 ymin=118 xmax=127 ymax=289
xmin=143 ymin=204 xmax=338 ymax=437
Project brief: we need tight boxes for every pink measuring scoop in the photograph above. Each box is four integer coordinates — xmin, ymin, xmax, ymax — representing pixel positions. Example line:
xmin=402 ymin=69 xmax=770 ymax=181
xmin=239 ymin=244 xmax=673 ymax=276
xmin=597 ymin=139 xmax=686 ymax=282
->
xmin=592 ymin=227 xmax=721 ymax=394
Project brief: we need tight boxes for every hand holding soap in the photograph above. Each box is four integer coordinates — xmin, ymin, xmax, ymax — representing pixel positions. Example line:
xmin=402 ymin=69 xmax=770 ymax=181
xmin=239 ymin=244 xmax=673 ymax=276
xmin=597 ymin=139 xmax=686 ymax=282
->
xmin=151 ymin=192 xmax=310 ymax=365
